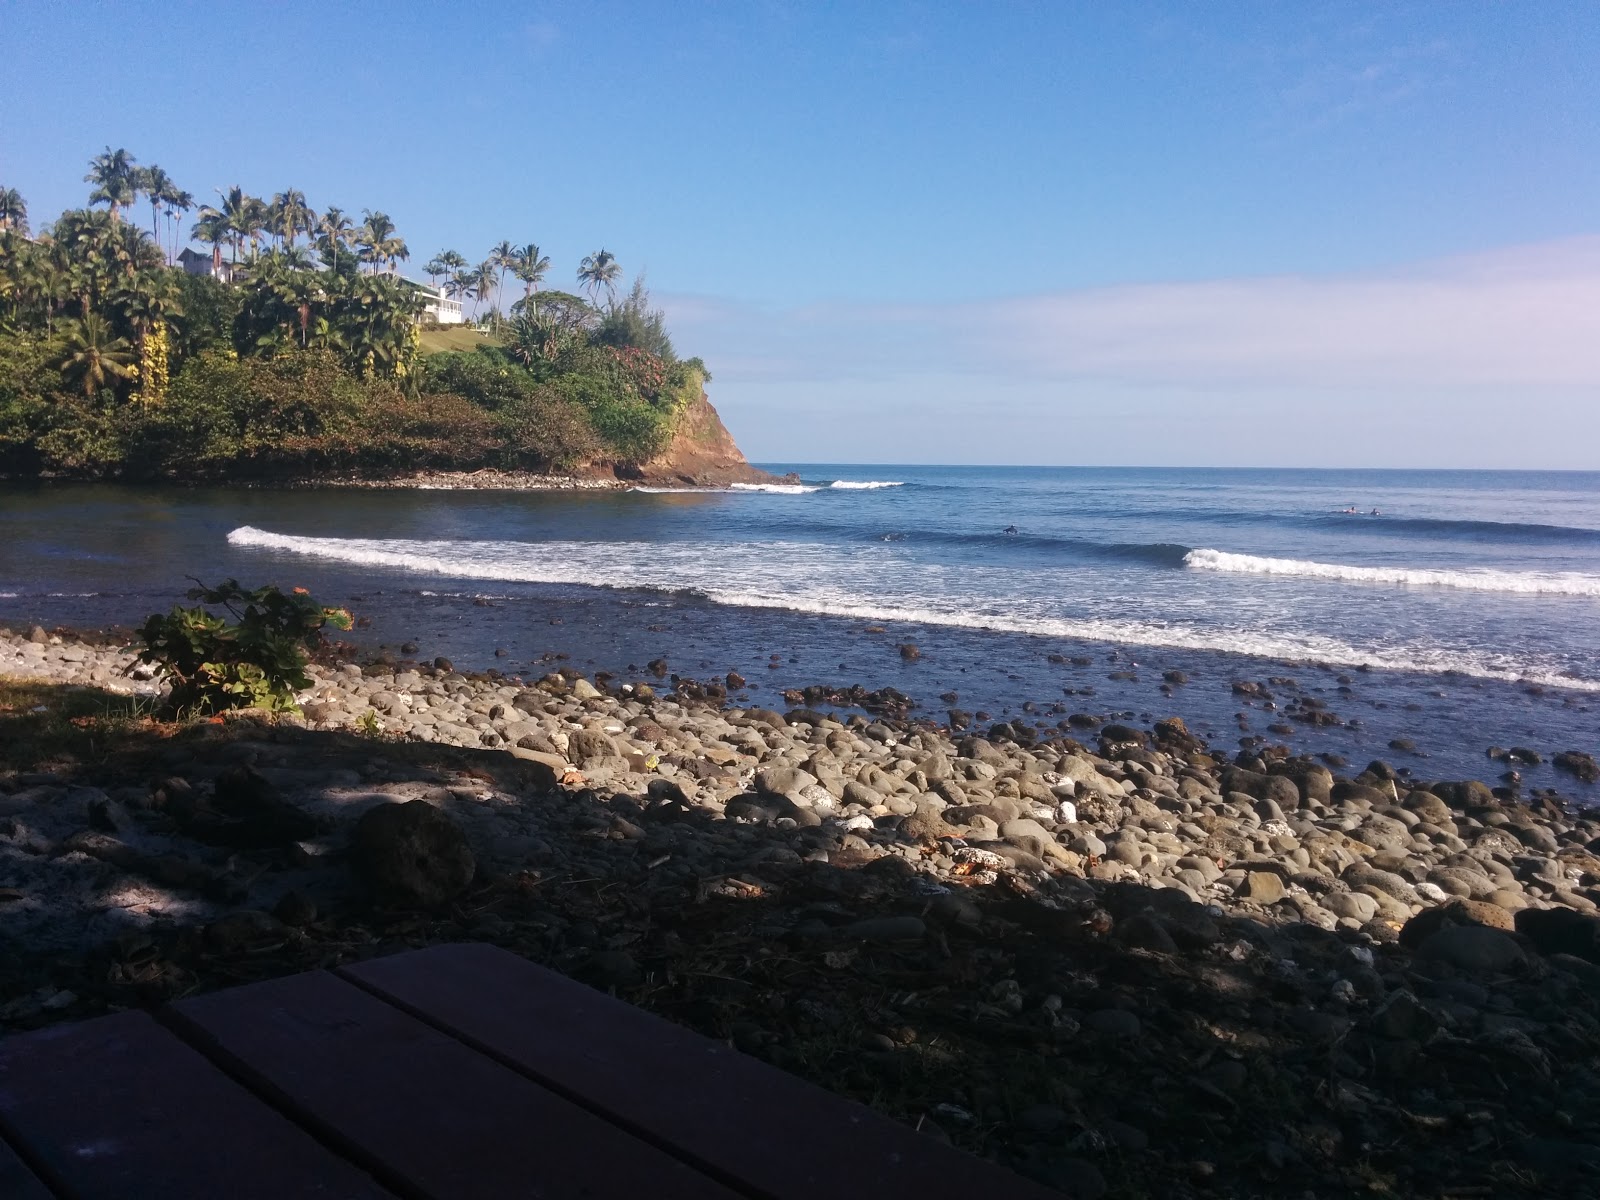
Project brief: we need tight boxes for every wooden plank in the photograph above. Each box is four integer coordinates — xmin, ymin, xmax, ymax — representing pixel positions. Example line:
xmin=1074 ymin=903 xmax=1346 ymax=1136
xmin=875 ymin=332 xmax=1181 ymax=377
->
xmin=342 ymin=943 xmax=1058 ymax=1200
xmin=0 ymin=1135 xmax=55 ymax=1200
xmin=168 ymin=969 xmax=744 ymax=1200
xmin=0 ymin=1010 xmax=390 ymax=1200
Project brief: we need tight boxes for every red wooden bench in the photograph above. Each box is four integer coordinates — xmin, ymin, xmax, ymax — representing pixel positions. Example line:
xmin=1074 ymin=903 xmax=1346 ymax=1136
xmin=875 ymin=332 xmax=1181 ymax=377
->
xmin=0 ymin=942 xmax=1056 ymax=1198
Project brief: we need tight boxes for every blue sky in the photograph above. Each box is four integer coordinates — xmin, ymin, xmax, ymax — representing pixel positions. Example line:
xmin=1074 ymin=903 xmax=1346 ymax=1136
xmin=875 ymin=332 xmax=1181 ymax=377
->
xmin=4 ymin=1 xmax=1598 ymax=466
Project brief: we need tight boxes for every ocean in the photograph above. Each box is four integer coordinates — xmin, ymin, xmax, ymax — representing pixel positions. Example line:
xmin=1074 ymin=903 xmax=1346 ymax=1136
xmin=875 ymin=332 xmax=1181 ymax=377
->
xmin=2 ymin=466 xmax=1597 ymax=794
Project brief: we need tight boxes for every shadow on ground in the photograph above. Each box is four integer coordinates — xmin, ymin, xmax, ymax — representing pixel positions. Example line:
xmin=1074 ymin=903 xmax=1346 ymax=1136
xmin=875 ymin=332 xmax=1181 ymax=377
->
xmin=2 ymin=682 xmax=1599 ymax=1199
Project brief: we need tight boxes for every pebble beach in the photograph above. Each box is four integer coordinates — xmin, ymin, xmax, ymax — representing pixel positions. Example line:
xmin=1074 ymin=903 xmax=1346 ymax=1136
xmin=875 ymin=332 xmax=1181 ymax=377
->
xmin=4 ymin=624 xmax=1600 ymax=1196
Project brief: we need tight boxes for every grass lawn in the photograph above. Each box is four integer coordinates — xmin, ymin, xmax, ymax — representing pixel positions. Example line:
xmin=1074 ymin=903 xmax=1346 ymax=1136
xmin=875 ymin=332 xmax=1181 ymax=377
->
xmin=417 ymin=325 xmax=499 ymax=355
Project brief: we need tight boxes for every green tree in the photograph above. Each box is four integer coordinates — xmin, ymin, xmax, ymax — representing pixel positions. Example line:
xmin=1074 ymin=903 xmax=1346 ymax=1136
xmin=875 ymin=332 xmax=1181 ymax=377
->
xmin=0 ymin=187 xmax=27 ymax=236
xmin=488 ymin=240 xmax=518 ymax=328
xmin=54 ymin=312 xmax=137 ymax=398
xmin=317 ymin=206 xmax=354 ymax=274
xmin=512 ymin=242 xmax=550 ymax=304
xmin=466 ymin=260 xmax=498 ymax=322
xmin=85 ymin=147 xmax=138 ymax=224
xmin=135 ymin=165 xmax=176 ymax=252
xmin=578 ymin=248 xmax=621 ymax=308
xmin=270 ymin=189 xmax=314 ymax=247
xmin=357 ymin=210 xmax=407 ymax=274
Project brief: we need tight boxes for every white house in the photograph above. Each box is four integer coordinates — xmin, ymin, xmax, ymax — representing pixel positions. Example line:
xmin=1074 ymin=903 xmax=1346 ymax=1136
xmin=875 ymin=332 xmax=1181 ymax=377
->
xmin=413 ymin=282 xmax=466 ymax=325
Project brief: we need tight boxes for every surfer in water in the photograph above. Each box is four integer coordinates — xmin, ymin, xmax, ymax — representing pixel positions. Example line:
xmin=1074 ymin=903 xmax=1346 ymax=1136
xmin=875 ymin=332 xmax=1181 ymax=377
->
xmin=1003 ymin=525 xmax=1019 ymax=535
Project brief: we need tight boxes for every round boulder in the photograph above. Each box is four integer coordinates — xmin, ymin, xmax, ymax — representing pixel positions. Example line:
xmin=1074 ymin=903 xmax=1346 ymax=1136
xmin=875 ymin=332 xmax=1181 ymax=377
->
xmin=352 ymin=800 xmax=475 ymax=907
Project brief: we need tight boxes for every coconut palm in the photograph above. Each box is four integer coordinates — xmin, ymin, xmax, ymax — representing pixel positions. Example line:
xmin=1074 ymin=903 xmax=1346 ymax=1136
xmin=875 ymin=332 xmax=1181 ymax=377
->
xmin=487 ymin=240 xmax=519 ymax=327
xmin=270 ymin=189 xmax=314 ymax=247
xmin=135 ymin=166 xmax=174 ymax=247
xmin=191 ymin=207 xmax=231 ymax=270
xmin=164 ymin=189 xmax=194 ymax=264
xmin=468 ymin=260 xmax=498 ymax=322
xmin=54 ymin=312 xmax=137 ymax=397
xmin=512 ymin=243 xmax=550 ymax=301
xmin=0 ymin=187 xmax=29 ymax=235
xmin=318 ymin=207 xmax=354 ymax=273
xmin=85 ymin=147 xmax=138 ymax=224
xmin=577 ymin=248 xmax=621 ymax=308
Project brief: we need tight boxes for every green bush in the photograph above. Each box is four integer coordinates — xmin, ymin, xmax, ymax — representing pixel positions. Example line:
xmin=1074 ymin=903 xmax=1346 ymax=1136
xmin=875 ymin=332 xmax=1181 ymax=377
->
xmin=134 ymin=579 xmax=353 ymax=714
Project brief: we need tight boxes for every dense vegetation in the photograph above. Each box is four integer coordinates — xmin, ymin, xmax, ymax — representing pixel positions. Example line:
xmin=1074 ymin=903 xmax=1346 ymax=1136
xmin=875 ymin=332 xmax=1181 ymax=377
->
xmin=0 ymin=150 xmax=706 ymax=480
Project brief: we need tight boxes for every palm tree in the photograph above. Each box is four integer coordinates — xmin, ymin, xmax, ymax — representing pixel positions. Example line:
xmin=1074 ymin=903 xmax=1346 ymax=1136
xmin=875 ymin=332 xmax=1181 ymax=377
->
xmin=512 ymin=242 xmax=550 ymax=302
xmin=270 ymin=189 xmax=314 ymax=247
xmin=488 ymin=240 xmax=518 ymax=328
xmin=135 ymin=166 xmax=173 ymax=247
xmin=438 ymin=249 xmax=467 ymax=279
xmin=0 ymin=187 xmax=29 ymax=235
xmin=467 ymin=260 xmax=498 ymax=322
xmin=164 ymin=188 xmax=194 ymax=264
xmin=356 ymin=211 xmax=408 ymax=275
xmin=85 ymin=147 xmax=138 ymax=224
xmin=357 ymin=210 xmax=393 ymax=273
xmin=578 ymin=248 xmax=621 ymax=308
xmin=318 ymin=207 xmax=354 ymax=273
xmin=54 ymin=312 xmax=137 ymax=397
xmin=191 ymin=207 xmax=230 ymax=270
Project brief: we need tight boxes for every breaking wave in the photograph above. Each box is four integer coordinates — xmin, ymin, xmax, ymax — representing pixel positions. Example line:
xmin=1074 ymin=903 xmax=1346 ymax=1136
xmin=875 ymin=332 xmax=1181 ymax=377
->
xmin=729 ymin=482 xmax=822 ymax=494
xmin=828 ymin=480 xmax=904 ymax=489
xmin=1183 ymin=548 xmax=1600 ymax=596
xmin=226 ymin=526 xmax=1599 ymax=690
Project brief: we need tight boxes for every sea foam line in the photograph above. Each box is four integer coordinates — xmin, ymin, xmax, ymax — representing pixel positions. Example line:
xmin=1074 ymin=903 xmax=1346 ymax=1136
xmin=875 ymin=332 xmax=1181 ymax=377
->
xmin=829 ymin=480 xmax=904 ymax=489
xmin=730 ymin=482 xmax=821 ymax=494
xmin=1184 ymin=548 xmax=1600 ymax=597
xmin=227 ymin=526 xmax=1600 ymax=691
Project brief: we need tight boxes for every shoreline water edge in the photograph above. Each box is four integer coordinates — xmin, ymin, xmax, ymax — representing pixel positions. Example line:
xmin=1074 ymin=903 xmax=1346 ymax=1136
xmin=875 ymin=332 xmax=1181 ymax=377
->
xmin=4 ymin=625 xmax=1600 ymax=1193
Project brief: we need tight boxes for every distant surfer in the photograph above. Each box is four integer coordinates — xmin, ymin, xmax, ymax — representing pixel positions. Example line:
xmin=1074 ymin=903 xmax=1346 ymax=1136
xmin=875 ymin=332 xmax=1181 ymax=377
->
xmin=1003 ymin=525 xmax=1019 ymax=535
xmin=1370 ymin=508 xmax=1381 ymax=516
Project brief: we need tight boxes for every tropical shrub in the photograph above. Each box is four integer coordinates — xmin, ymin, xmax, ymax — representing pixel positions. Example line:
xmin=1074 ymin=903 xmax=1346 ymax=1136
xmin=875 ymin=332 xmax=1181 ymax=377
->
xmin=134 ymin=579 xmax=353 ymax=714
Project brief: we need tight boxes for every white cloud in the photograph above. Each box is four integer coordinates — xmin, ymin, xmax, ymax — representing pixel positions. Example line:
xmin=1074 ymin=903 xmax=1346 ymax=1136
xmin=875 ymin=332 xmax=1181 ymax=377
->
xmin=667 ymin=236 xmax=1600 ymax=391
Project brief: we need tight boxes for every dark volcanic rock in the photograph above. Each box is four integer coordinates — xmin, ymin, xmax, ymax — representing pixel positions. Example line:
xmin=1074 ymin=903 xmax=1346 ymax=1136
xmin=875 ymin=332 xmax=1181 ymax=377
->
xmin=351 ymin=800 xmax=475 ymax=907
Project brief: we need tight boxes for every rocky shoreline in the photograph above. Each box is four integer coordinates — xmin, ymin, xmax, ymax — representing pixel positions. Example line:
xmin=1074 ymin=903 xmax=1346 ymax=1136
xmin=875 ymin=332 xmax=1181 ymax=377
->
xmin=4 ymin=626 xmax=1600 ymax=1196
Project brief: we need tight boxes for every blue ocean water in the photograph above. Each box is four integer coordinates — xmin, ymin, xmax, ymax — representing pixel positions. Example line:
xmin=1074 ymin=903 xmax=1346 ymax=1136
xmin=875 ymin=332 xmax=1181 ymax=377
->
xmin=3 ymin=467 xmax=1597 ymax=791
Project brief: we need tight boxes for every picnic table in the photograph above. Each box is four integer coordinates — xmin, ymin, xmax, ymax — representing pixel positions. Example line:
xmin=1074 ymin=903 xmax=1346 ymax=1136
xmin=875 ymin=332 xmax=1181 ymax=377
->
xmin=0 ymin=942 xmax=1055 ymax=1198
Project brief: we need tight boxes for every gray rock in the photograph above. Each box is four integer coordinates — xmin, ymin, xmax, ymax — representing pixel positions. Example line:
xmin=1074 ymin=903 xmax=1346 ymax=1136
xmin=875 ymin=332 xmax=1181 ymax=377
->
xmin=568 ymin=729 xmax=619 ymax=764
xmin=756 ymin=765 xmax=819 ymax=798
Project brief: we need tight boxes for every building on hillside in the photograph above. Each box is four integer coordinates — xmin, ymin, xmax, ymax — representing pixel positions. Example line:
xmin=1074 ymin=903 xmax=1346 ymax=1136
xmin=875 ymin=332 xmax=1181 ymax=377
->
xmin=413 ymin=282 xmax=466 ymax=325
xmin=177 ymin=247 xmax=237 ymax=283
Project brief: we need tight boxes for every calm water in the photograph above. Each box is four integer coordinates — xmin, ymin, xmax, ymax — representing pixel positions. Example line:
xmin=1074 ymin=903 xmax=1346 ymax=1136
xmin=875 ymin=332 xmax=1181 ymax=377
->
xmin=3 ymin=467 xmax=1597 ymax=794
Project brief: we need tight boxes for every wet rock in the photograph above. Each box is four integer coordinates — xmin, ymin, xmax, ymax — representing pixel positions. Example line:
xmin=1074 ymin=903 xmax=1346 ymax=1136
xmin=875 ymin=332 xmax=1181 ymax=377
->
xmin=351 ymin=800 xmax=475 ymax=907
xmin=1553 ymin=751 xmax=1599 ymax=784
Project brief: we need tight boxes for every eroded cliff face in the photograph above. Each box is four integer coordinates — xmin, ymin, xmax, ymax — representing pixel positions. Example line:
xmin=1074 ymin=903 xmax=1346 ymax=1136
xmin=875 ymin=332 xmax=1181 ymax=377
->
xmin=598 ymin=392 xmax=784 ymax=486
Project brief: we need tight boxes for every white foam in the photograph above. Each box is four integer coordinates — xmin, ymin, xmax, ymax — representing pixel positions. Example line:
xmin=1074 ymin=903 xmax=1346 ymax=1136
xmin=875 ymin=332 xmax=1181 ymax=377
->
xmin=628 ymin=486 xmax=729 ymax=494
xmin=729 ymin=482 xmax=821 ymax=494
xmin=829 ymin=480 xmax=904 ymax=489
xmin=227 ymin=525 xmax=1600 ymax=692
xmin=1184 ymin=548 xmax=1600 ymax=597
